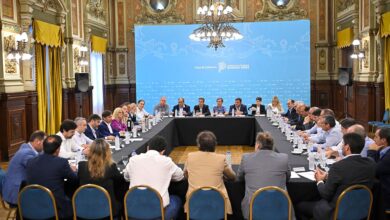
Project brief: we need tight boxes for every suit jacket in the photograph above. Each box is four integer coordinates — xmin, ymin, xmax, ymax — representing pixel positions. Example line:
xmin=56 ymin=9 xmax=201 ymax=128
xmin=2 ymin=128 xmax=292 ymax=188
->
xmin=97 ymin=121 xmax=119 ymax=138
xmin=128 ymin=113 xmax=137 ymax=124
xmin=237 ymin=150 xmax=290 ymax=219
xmin=172 ymin=104 xmax=192 ymax=116
xmin=193 ymin=105 xmax=211 ymax=116
xmin=78 ymin=161 xmax=124 ymax=215
xmin=368 ymin=148 xmax=390 ymax=209
xmin=184 ymin=151 xmax=236 ymax=214
xmin=248 ymin=104 xmax=266 ymax=115
xmin=313 ymin=155 xmax=376 ymax=220
xmin=2 ymin=143 xmax=39 ymax=205
xmin=282 ymin=108 xmax=299 ymax=121
xmin=85 ymin=124 xmax=99 ymax=140
xmin=26 ymin=153 xmax=78 ymax=219
xmin=291 ymin=114 xmax=305 ymax=131
xmin=228 ymin=104 xmax=248 ymax=115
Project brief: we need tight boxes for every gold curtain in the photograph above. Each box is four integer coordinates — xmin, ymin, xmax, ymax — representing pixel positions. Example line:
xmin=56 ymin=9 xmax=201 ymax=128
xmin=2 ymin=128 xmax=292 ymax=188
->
xmin=337 ymin=28 xmax=354 ymax=48
xmin=48 ymin=47 xmax=63 ymax=134
xmin=381 ymin=12 xmax=390 ymax=109
xmin=91 ymin=35 xmax=107 ymax=54
xmin=33 ymin=20 xmax=63 ymax=47
xmin=35 ymin=44 xmax=48 ymax=132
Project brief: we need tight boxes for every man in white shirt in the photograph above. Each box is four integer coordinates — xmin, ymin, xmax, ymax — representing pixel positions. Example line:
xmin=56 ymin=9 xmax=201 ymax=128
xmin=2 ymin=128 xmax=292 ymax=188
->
xmin=307 ymin=116 xmax=343 ymax=151
xmin=73 ymin=117 xmax=92 ymax=153
xmin=56 ymin=119 xmax=81 ymax=159
xmin=136 ymin=99 xmax=151 ymax=121
xmin=325 ymin=118 xmax=356 ymax=158
xmin=123 ymin=136 xmax=184 ymax=220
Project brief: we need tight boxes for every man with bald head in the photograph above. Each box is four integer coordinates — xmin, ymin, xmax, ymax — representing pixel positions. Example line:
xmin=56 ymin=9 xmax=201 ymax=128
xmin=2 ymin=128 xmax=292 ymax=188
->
xmin=290 ymin=103 xmax=306 ymax=130
xmin=347 ymin=124 xmax=374 ymax=157
xmin=153 ymin=96 xmax=170 ymax=116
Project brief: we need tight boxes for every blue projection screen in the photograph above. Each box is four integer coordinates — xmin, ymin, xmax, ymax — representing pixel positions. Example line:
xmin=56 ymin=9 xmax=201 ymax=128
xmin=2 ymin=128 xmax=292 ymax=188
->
xmin=135 ymin=20 xmax=310 ymax=113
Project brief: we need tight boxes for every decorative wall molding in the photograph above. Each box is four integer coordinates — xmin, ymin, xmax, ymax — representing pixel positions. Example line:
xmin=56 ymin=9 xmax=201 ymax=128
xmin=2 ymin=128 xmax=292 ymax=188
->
xmin=86 ymin=0 xmax=106 ymax=20
xmin=255 ymin=0 xmax=307 ymax=21
xmin=336 ymin=0 xmax=357 ymax=13
xmin=135 ymin=0 xmax=184 ymax=24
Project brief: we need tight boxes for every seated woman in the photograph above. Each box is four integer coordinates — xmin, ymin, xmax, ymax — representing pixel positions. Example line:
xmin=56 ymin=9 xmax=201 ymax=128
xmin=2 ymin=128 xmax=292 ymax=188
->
xmin=78 ymin=139 xmax=124 ymax=217
xmin=248 ymin=97 xmax=266 ymax=115
xmin=111 ymin=107 xmax=127 ymax=133
xmin=267 ymin=96 xmax=284 ymax=114
xmin=184 ymin=131 xmax=236 ymax=215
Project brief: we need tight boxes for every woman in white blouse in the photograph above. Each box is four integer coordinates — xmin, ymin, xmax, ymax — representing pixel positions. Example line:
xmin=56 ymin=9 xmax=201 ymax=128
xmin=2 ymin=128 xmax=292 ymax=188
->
xmin=267 ymin=96 xmax=284 ymax=114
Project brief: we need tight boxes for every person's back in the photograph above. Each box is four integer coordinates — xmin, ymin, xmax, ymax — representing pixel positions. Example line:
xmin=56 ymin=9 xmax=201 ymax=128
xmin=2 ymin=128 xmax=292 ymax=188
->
xmin=237 ymin=132 xmax=290 ymax=219
xmin=26 ymin=135 xmax=77 ymax=219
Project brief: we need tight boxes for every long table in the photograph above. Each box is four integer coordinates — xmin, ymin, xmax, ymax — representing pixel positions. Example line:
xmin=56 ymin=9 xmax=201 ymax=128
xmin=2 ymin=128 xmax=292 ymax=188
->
xmin=110 ymin=116 xmax=384 ymax=220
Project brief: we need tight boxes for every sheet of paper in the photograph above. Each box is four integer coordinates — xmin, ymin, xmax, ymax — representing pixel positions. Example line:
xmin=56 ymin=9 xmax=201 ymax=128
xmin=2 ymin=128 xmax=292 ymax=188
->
xmin=290 ymin=171 xmax=300 ymax=179
xmin=297 ymin=171 xmax=315 ymax=181
xmin=130 ymin=138 xmax=143 ymax=142
xmin=293 ymin=167 xmax=305 ymax=172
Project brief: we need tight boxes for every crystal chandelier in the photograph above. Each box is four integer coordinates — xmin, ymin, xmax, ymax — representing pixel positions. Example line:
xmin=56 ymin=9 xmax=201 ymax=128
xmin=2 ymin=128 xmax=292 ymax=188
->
xmin=189 ymin=1 xmax=243 ymax=50
xmin=6 ymin=32 xmax=32 ymax=61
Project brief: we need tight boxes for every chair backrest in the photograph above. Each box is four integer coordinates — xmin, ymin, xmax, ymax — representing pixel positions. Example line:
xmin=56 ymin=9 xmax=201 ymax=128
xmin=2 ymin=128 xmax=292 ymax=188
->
xmin=249 ymin=186 xmax=292 ymax=220
xmin=0 ymin=168 xmax=5 ymax=192
xmin=72 ymin=184 xmax=113 ymax=220
xmin=384 ymin=109 xmax=390 ymax=122
xmin=333 ymin=185 xmax=373 ymax=220
xmin=124 ymin=185 xmax=165 ymax=220
xmin=18 ymin=184 xmax=58 ymax=220
xmin=187 ymin=187 xmax=226 ymax=220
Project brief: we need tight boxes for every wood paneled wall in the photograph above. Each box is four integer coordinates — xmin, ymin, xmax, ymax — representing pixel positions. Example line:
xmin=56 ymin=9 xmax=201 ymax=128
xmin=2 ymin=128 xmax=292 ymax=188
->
xmin=104 ymin=84 xmax=134 ymax=110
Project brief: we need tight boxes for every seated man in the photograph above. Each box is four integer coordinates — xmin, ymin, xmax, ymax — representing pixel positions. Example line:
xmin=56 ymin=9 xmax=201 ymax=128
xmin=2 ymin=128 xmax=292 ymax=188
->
xmin=172 ymin=97 xmax=191 ymax=116
xmin=248 ymin=97 xmax=266 ymax=115
xmin=212 ymin=97 xmax=227 ymax=115
xmin=282 ymin=99 xmax=298 ymax=121
xmin=2 ymin=131 xmax=46 ymax=206
xmin=237 ymin=132 xmax=290 ymax=219
xmin=303 ymin=107 xmax=319 ymax=130
xmin=98 ymin=110 xmax=119 ymax=138
xmin=123 ymin=136 xmax=184 ymax=219
xmin=325 ymin=118 xmax=356 ymax=158
xmin=290 ymin=103 xmax=306 ymax=130
xmin=307 ymin=116 xmax=343 ymax=151
xmin=153 ymin=96 xmax=170 ymax=116
xmin=56 ymin=119 xmax=81 ymax=159
xmin=26 ymin=135 xmax=78 ymax=220
xmin=84 ymin=114 xmax=104 ymax=140
xmin=297 ymin=133 xmax=376 ymax=220
xmin=367 ymin=127 xmax=390 ymax=211
xmin=193 ymin=97 xmax=210 ymax=116
xmin=136 ymin=99 xmax=152 ymax=121
xmin=347 ymin=124 xmax=375 ymax=157
xmin=73 ymin=117 xmax=93 ymax=149
xmin=228 ymin=98 xmax=248 ymax=116
xmin=300 ymin=108 xmax=322 ymax=137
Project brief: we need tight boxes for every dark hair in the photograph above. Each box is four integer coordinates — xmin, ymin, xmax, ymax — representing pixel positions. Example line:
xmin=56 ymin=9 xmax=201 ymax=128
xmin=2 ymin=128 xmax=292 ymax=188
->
xmin=197 ymin=131 xmax=217 ymax=152
xmin=256 ymin=97 xmax=262 ymax=101
xmin=216 ymin=97 xmax=223 ymax=102
xmin=43 ymin=135 xmax=62 ymax=154
xmin=343 ymin=133 xmax=365 ymax=154
xmin=29 ymin=131 xmax=46 ymax=142
xmin=235 ymin=98 xmax=242 ymax=103
xmin=304 ymin=106 xmax=310 ymax=112
xmin=59 ymin=119 xmax=77 ymax=132
xmin=148 ymin=136 xmax=167 ymax=153
xmin=199 ymin=97 xmax=205 ymax=102
xmin=340 ymin=118 xmax=356 ymax=129
xmin=121 ymin=102 xmax=130 ymax=107
xmin=323 ymin=115 xmax=336 ymax=128
xmin=137 ymin=99 xmax=145 ymax=104
xmin=321 ymin=108 xmax=335 ymax=117
xmin=88 ymin=114 xmax=102 ymax=122
xmin=102 ymin=110 xmax=112 ymax=118
xmin=312 ymin=109 xmax=322 ymax=116
xmin=256 ymin=132 xmax=274 ymax=150
xmin=378 ymin=127 xmax=390 ymax=145
xmin=289 ymin=99 xmax=295 ymax=104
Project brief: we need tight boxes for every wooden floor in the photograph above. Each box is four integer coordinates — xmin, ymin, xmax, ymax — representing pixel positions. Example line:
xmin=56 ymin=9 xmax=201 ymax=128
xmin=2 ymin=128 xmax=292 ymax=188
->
xmin=169 ymin=145 xmax=254 ymax=165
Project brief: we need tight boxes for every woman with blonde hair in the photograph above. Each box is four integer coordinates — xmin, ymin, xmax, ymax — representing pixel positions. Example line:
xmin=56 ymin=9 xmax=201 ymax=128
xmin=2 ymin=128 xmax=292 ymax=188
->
xmin=78 ymin=139 xmax=123 ymax=216
xmin=111 ymin=107 xmax=127 ymax=132
xmin=268 ymin=96 xmax=284 ymax=114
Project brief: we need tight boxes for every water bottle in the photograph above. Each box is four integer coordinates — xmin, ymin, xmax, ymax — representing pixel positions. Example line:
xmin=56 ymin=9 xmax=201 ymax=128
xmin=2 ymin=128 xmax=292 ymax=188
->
xmin=127 ymin=118 xmax=132 ymax=131
xmin=226 ymin=151 xmax=232 ymax=166
xmin=132 ymin=126 xmax=137 ymax=138
xmin=115 ymin=136 xmax=120 ymax=151
xmin=308 ymin=153 xmax=315 ymax=170
xmin=200 ymin=108 xmax=202 ymax=115
xmin=131 ymin=150 xmax=137 ymax=157
xmin=175 ymin=109 xmax=178 ymax=117
xmin=232 ymin=109 xmax=235 ymax=117
xmin=125 ymin=131 xmax=130 ymax=144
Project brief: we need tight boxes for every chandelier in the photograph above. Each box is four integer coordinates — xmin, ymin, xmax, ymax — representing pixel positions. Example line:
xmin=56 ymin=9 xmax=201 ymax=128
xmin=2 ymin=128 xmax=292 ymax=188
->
xmin=6 ymin=32 xmax=32 ymax=61
xmin=189 ymin=1 xmax=243 ymax=50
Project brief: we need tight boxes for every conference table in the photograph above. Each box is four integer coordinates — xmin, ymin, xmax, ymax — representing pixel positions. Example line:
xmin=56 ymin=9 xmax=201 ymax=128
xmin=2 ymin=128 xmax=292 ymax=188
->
xmin=109 ymin=116 xmax=384 ymax=220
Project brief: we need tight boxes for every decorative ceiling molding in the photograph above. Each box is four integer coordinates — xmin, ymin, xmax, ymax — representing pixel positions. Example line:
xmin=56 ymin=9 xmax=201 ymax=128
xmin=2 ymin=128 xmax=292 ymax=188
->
xmin=255 ymin=0 xmax=307 ymax=21
xmin=35 ymin=0 xmax=67 ymax=13
xmin=135 ymin=0 xmax=184 ymax=24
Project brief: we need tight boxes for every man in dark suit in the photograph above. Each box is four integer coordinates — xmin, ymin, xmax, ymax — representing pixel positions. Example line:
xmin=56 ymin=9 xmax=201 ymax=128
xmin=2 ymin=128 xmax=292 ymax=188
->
xmin=282 ymin=99 xmax=298 ymax=121
xmin=228 ymin=97 xmax=248 ymax=116
xmin=248 ymin=97 xmax=266 ymax=115
xmin=172 ymin=97 xmax=191 ymax=116
xmin=2 ymin=131 xmax=46 ymax=206
xmin=290 ymin=103 xmax=306 ymax=130
xmin=296 ymin=133 xmax=376 ymax=220
xmin=97 ymin=110 xmax=118 ymax=139
xmin=193 ymin=97 xmax=210 ymax=116
xmin=26 ymin=135 xmax=78 ymax=219
xmin=367 ymin=127 xmax=390 ymax=211
xmin=84 ymin=114 xmax=101 ymax=140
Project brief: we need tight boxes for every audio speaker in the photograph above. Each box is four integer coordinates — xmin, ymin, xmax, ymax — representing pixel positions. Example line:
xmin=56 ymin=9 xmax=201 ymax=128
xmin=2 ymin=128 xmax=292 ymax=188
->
xmin=338 ymin=67 xmax=353 ymax=86
xmin=75 ymin=73 xmax=89 ymax=92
